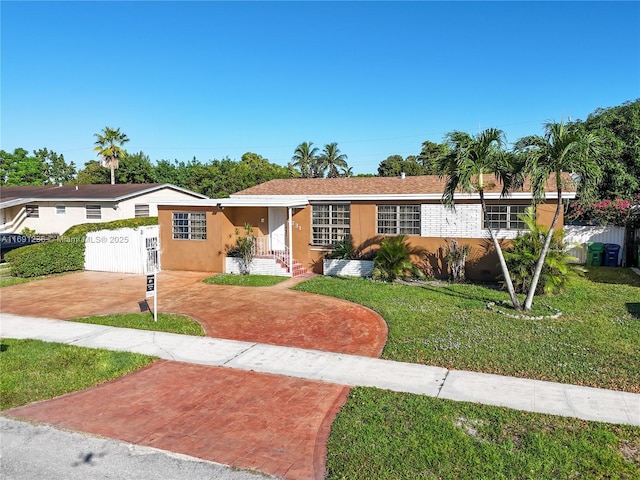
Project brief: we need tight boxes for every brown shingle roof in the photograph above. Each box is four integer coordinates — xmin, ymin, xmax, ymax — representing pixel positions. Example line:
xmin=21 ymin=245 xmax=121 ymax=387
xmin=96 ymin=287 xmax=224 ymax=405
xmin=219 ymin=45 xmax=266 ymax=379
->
xmin=0 ymin=184 xmax=206 ymax=201
xmin=234 ymin=174 xmax=576 ymax=196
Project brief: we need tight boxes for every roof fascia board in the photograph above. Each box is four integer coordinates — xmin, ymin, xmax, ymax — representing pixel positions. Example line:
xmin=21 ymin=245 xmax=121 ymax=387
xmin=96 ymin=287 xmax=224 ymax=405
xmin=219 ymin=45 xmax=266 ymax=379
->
xmin=0 ymin=198 xmax=37 ymax=209
xmin=0 ymin=184 xmax=207 ymax=204
xmin=157 ymin=197 xmax=309 ymax=208
xmin=111 ymin=184 xmax=208 ymax=202
xmin=303 ymin=192 xmax=574 ymax=201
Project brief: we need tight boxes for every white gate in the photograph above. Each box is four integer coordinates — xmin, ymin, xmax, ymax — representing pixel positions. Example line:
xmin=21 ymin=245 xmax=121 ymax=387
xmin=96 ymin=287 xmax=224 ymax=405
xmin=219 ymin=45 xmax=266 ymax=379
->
xmin=564 ymin=225 xmax=626 ymax=264
xmin=84 ymin=226 xmax=160 ymax=274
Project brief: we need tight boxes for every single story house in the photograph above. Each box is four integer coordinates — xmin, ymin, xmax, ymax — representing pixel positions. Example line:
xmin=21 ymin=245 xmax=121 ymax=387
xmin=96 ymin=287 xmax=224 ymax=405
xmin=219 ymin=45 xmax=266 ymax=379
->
xmin=157 ymin=174 xmax=576 ymax=281
xmin=0 ymin=183 xmax=208 ymax=235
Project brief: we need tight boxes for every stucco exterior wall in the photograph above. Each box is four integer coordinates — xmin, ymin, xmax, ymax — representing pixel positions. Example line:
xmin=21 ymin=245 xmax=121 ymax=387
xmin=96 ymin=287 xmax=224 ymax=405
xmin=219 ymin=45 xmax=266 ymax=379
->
xmin=226 ymin=207 xmax=269 ymax=237
xmin=4 ymin=201 xmax=120 ymax=235
xmin=157 ymin=200 xmax=565 ymax=280
xmin=117 ymin=189 xmax=204 ymax=218
xmin=158 ymin=206 xmax=228 ymax=272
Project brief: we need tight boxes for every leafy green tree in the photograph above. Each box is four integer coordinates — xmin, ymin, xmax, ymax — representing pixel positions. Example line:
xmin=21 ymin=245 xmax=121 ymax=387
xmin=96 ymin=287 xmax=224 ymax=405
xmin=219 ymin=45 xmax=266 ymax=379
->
xmin=0 ymin=148 xmax=46 ymax=185
xmin=292 ymin=141 xmax=319 ymax=178
xmin=320 ymin=142 xmax=349 ymax=178
xmin=181 ymin=158 xmax=218 ymax=196
xmin=574 ymin=99 xmax=639 ymax=199
xmin=93 ymin=127 xmax=130 ymax=185
xmin=515 ymin=121 xmax=601 ymax=311
xmin=417 ymin=141 xmax=449 ymax=174
xmin=77 ymin=160 xmax=110 ymax=184
xmin=223 ymin=153 xmax=293 ymax=196
xmin=153 ymin=159 xmax=187 ymax=185
xmin=34 ymin=148 xmax=76 ymax=185
xmin=115 ymin=151 xmax=154 ymax=183
xmin=377 ymin=155 xmax=427 ymax=177
xmin=437 ymin=128 xmax=522 ymax=311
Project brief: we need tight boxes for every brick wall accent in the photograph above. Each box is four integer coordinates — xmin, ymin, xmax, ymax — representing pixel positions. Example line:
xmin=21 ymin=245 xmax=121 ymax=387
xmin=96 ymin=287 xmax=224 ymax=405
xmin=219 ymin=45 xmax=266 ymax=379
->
xmin=421 ymin=204 xmax=520 ymax=239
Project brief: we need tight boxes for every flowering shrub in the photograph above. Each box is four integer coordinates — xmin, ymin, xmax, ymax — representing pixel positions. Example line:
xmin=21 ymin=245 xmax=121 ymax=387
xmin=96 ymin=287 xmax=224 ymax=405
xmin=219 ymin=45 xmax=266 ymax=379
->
xmin=567 ymin=195 xmax=639 ymax=226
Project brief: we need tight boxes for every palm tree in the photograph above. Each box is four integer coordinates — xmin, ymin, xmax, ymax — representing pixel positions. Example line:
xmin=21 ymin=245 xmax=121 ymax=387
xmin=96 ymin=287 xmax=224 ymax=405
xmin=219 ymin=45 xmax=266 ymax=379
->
xmin=291 ymin=141 xmax=319 ymax=178
xmin=93 ymin=127 xmax=130 ymax=185
xmin=320 ymin=142 xmax=349 ymax=178
xmin=373 ymin=235 xmax=424 ymax=281
xmin=515 ymin=121 xmax=601 ymax=311
xmin=340 ymin=165 xmax=354 ymax=177
xmin=437 ymin=128 xmax=522 ymax=311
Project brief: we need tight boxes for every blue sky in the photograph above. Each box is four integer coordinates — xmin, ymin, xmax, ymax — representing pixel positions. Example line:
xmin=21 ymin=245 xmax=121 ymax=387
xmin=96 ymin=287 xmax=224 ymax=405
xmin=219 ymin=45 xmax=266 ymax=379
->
xmin=2 ymin=1 xmax=639 ymax=175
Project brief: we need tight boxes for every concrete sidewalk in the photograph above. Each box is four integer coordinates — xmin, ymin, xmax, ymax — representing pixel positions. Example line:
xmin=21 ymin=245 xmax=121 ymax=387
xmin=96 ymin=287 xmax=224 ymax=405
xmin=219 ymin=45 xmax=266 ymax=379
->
xmin=2 ymin=313 xmax=639 ymax=426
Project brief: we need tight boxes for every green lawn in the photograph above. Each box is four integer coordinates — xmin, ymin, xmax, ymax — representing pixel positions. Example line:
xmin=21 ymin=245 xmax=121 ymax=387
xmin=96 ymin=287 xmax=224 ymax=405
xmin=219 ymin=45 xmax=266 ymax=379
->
xmin=68 ymin=312 xmax=205 ymax=336
xmin=0 ymin=269 xmax=75 ymax=288
xmin=0 ymin=338 xmax=155 ymax=410
xmin=2 ymin=267 xmax=638 ymax=479
xmin=326 ymin=387 xmax=640 ymax=480
xmin=295 ymin=267 xmax=640 ymax=393
xmin=203 ymin=273 xmax=289 ymax=287
xmin=0 ymin=276 xmax=33 ymax=287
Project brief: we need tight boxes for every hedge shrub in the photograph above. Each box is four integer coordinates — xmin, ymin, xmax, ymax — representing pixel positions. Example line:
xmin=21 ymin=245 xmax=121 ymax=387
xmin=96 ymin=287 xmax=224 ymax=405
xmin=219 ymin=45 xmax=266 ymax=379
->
xmin=63 ymin=216 xmax=158 ymax=238
xmin=4 ymin=240 xmax=84 ymax=277
xmin=6 ymin=217 xmax=159 ymax=278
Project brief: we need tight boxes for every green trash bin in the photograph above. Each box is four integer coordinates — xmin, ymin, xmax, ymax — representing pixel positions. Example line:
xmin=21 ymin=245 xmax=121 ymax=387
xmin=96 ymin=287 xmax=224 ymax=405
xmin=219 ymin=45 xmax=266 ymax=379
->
xmin=587 ymin=242 xmax=604 ymax=266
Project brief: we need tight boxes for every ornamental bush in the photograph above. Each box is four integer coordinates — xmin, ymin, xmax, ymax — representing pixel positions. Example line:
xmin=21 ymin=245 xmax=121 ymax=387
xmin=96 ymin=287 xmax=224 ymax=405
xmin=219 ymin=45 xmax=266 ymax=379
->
xmin=567 ymin=196 xmax=639 ymax=227
xmin=4 ymin=240 xmax=84 ymax=277
xmin=63 ymin=216 xmax=158 ymax=238
xmin=325 ymin=236 xmax=362 ymax=260
xmin=5 ymin=217 xmax=159 ymax=278
xmin=373 ymin=235 xmax=425 ymax=282
xmin=225 ymin=224 xmax=256 ymax=275
xmin=502 ymin=209 xmax=585 ymax=295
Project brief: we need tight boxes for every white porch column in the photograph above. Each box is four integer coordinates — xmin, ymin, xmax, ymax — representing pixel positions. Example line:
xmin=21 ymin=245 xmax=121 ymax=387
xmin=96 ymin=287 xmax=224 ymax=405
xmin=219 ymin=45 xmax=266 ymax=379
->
xmin=288 ymin=207 xmax=293 ymax=277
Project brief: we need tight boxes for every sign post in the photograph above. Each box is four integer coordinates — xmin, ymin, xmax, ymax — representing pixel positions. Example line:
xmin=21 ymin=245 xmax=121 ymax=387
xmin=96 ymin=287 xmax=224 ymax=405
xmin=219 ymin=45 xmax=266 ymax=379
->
xmin=146 ymin=273 xmax=157 ymax=322
xmin=145 ymin=236 xmax=159 ymax=322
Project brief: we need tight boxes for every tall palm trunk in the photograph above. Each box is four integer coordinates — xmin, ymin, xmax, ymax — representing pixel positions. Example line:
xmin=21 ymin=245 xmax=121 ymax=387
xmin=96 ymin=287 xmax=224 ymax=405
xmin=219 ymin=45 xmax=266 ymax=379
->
xmin=523 ymin=183 xmax=562 ymax=311
xmin=479 ymin=189 xmax=522 ymax=311
xmin=110 ymin=165 xmax=115 ymax=185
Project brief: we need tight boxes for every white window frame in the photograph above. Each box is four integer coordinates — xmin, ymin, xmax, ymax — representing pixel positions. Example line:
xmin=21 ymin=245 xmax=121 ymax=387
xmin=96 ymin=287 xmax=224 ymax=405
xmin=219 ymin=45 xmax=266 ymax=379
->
xmin=377 ymin=205 xmax=421 ymax=235
xmin=55 ymin=204 xmax=66 ymax=215
xmin=135 ymin=204 xmax=150 ymax=218
xmin=85 ymin=204 xmax=102 ymax=220
xmin=484 ymin=205 xmax=530 ymax=230
xmin=26 ymin=204 xmax=39 ymax=218
xmin=172 ymin=212 xmax=207 ymax=240
xmin=311 ymin=203 xmax=350 ymax=246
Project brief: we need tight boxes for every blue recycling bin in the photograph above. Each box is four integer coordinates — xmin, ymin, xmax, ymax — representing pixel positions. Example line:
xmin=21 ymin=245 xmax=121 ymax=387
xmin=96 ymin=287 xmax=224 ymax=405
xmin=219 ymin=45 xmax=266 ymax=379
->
xmin=603 ymin=243 xmax=620 ymax=267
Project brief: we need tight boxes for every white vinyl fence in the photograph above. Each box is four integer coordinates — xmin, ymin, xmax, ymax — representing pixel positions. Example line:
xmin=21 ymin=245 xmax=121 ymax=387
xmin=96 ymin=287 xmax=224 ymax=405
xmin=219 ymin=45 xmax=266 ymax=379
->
xmin=564 ymin=225 xmax=625 ymax=265
xmin=85 ymin=226 xmax=160 ymax=274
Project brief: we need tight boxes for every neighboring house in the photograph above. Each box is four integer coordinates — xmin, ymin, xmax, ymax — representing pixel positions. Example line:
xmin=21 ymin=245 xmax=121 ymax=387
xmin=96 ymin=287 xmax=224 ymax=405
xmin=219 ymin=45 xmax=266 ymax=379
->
xmin=157 ymin=174 xmax=576 ymax=281
xmin=0 ymin=184 xmax=208 ymax=235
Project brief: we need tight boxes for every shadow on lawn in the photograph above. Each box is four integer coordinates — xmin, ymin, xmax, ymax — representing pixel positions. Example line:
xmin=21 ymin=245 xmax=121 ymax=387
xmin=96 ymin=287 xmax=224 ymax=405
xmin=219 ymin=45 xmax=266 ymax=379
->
xmin=627 ymin=303 xmax=640 ymax=319
xmin=417 ymin=283 xmax=508 ymax=308
xmin=584 ymin=267 xmax=640 ymax=286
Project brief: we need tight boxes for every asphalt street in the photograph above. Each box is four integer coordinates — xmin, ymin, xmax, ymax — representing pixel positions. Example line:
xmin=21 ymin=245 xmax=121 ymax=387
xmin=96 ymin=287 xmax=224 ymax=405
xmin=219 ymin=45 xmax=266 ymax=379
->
xmin=0 ymin=418 xmax=277 ymax=480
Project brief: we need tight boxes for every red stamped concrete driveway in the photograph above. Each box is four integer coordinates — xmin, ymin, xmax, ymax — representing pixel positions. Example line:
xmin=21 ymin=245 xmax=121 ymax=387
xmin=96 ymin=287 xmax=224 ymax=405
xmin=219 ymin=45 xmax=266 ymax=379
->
xmin=1 ymin=271 xmax=388 ymax=480
xmin=0 ymin=270 xmax=386 ymax=356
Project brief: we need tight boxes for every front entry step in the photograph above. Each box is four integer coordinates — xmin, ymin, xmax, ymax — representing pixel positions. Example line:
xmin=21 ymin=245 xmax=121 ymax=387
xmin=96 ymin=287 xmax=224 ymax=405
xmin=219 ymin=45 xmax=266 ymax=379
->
xmin=255 ymin=252 xmax=308 ymax=277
